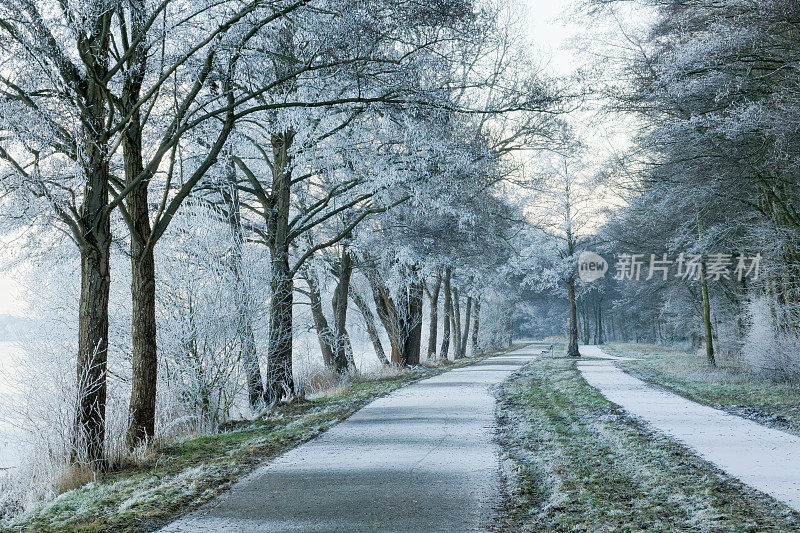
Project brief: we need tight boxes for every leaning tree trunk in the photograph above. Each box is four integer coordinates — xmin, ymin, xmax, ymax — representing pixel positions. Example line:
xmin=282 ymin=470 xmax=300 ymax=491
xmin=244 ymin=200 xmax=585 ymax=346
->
xmin=700 ymin=260 xmax=716 ymax=367
xmin=306 ymin=273 xmax=335 ymax=367
xmin=460 ymin=296 xmax=472 ymax=357
xmin=452 ymin=288 xmax=463 ymax=359
xmin=264 ymin=131 xmax=296 ymax=404
xmin=471 ymin=299 xmax=481 ymax=354
xmin=567 ymin=278 xmax=580 ymax=357
xmin=368 ymin=271 xmax=423 ymax=366
xmin=350 ymin=286 xmax=388 ymax=365
xmin=426 ymin=271 xmax=442 ymax=360
xmin=370 ymin=274 xmax=405 ymax=365
xmin=439 ymin=268 xmax=452 ymax=360
xmin=331 ymin=249 xmax=353 ymax=372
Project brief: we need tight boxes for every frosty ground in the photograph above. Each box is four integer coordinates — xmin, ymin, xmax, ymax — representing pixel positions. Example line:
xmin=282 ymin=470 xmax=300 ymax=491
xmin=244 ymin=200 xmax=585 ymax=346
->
xmin=497 ymin=343 xmax=800 ymax=532
xmin=7 ymin=342 xmax=800 ymax=532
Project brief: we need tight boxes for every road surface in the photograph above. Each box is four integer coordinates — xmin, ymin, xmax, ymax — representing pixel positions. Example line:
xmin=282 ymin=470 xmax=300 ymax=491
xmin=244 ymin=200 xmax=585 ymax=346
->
xmin=578 ymin=347 xmax=800 ymax=510
xmin=160 ymin=345 xmax=539 ymax=532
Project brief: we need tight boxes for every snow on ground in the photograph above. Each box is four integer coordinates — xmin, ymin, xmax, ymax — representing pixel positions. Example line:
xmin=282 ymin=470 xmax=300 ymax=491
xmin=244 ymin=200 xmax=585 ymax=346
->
xmin=578 ymin=346 xmax=800 ymax=511
xmin=159 ymin=346 xmax=539 ymax=532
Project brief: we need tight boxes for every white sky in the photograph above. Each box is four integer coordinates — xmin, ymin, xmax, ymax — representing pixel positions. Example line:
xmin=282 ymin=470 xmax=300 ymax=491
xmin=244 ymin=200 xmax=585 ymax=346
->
xmin=520 ymin=0 xmax=581 ymax=77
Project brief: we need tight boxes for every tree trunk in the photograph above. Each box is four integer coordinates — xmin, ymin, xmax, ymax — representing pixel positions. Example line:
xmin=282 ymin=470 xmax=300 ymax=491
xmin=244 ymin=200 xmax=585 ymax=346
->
xmin=567 ymin=279 xmax=580 ymax=357
xmin=700 ymin=260 xmax=716 ymax=367
xmin=350 ymin=286 xmax=388 ymax=365
xmin=595 ymin=297 xmax=604 ymax=345
xmin=127 ymin=239 xmax=157 ymax=447
xmin=452 ymin=287 xmax=463 ymax=359
xmin=367 ymin=270 xmax=423 ymax=367
xmin=581 ymin=299 xmax=590 ymax=344
xmin=305 ymin=273 xmax=335 ymax=367
xmin=369 ymin=272 xmax=404 ymax=365
xmin=460 ymin=296 xmax=472 ymax=357
xmin=426 ymin=271 xmax=442 ymax=360
xmin=439 ymin=268 xmax=452 ymax=360
xmin=75 ymin=238 xmax=111 ymax=468
xmin=266 ymin=257 xmax=294 ymax=404
xmin=331 ymin=249 xmax=353 ymax=372
xmin=506 ymin=305 xmax=514 ymax=346
xmin=117 ymin=0 xmax=160 ymax=449
xmin=404 ymin=281 xmax=424 ymax=366
xmin=124 ymin=129 xmax=158 ymax=447
xmin=74 ymin=41 xmax=112 ymax=467
xmin=471 ymin=299 xmax=481 ymax=354
xmin=265 ymin=131 xmax=295 ymax=404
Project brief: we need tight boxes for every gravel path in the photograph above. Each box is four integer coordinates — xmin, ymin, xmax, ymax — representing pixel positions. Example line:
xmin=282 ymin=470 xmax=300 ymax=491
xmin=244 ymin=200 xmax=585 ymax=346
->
xmin=160 ymin=346 xmax=539 ymax=532
xmin=578 ymin=347 xmax=800 ymax=511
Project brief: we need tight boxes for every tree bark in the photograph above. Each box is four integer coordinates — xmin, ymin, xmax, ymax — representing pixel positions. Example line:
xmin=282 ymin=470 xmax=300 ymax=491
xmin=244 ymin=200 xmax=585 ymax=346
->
xmin=266 ymin=259 xmax=294 ymax=404
xmin=114 ymin=0 xmax=160 ymax=449
xmin=265 ymin=131 xmax=296 ymax=404
xmin=74 ymin=26 xmax=112 ymax=467
xmin=127 ymin=237 xmax=157 ymax=447
xmin=404 ymin=280 xmax=423 ymax=366
xmin=471 ymin=299 xmax=480 ymax=354
xmin=369 ymin=273 xmax=404 ymax=364
xmin=567 ymin=279 xmax=580 ymax=357
xmin=439 ymin=267 xmax=452 ymax=360
xmin=75 ymin=236 xmax=111 ymax=468
xmin=452 ymin=287 xmax=462 ymax=359
xmin=700 ymin=260 xmax=716 ymax=367
xmin=460 ymin=296 xmax=472 ymax=357
xmin=506 ymin=304 xmax=514 ymax=347
xmin=305 ymin=273 xmax=335 ymax=367
xmin=426 ymin=271 xmax=442 ymax=360
xmin=367 ymin=269 xmax=422 ymax=367
xmin=350 ymin=286 xmax=388 ymax=365
xmin=596 ymin=296 xmax=604 ymax=345
xmin=331 ymin=249 xmax=353 ymax=372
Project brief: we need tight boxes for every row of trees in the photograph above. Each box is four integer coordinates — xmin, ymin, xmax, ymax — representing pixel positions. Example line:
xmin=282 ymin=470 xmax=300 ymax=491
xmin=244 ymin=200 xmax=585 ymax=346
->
xmin=0 ymin=0 xmax=559 ymax=474
xmin=529 ymin=0 xmax=800 ymax=373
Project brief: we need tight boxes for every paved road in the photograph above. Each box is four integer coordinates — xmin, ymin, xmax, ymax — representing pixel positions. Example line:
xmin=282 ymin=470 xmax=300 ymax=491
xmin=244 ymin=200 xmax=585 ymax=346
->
xmin=578 ymin=347 xmax=800 ymax=510
xmin=160 ymin=346 xmax=539 ymax=532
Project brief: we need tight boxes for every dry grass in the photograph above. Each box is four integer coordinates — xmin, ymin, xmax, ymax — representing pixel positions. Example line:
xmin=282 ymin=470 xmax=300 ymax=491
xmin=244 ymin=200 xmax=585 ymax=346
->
xmin=54 ymin=465 xmax=97 ymax=497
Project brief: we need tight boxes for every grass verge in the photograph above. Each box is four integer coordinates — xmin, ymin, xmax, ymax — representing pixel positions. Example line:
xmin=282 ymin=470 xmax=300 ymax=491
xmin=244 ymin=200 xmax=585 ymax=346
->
xmin=604 ymin=343 xmax=800 ymax=435
xmin=7 ymin=351 xmax=507 ymax=533
xmin=495 ymin=345 xmax=800 ymax=532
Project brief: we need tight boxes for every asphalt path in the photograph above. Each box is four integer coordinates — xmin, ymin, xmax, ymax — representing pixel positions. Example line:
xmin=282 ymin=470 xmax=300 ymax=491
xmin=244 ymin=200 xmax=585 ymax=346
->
xmin=160 ymin=345 xmax=540 ymax=532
